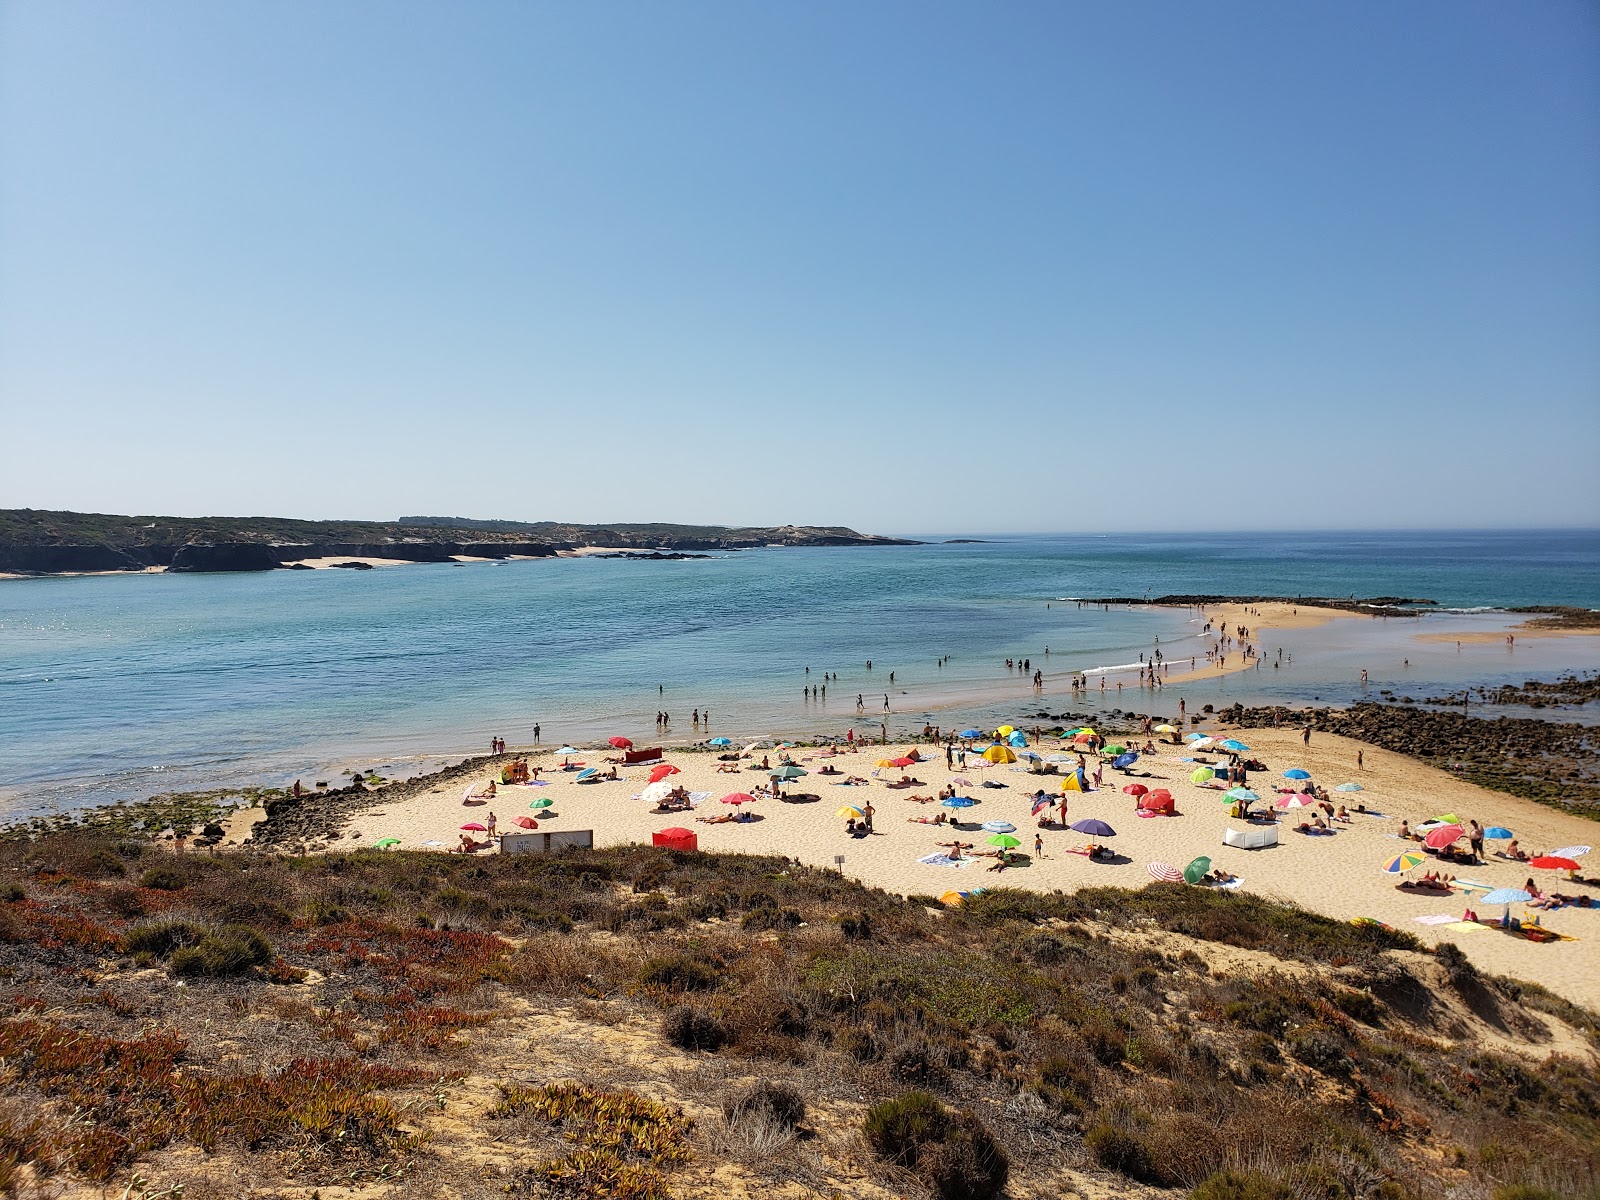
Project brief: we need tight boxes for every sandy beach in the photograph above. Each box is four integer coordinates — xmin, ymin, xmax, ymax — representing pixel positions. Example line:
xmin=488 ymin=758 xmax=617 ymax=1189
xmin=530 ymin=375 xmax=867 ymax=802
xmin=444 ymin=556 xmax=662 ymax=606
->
xmin=329 ymin=724 xmax=1600 ymax=1006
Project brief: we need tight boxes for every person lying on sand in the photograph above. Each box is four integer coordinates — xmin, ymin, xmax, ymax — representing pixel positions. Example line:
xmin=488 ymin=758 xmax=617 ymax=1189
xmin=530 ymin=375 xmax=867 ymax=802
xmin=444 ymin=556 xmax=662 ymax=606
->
xmin=696 ymin=811 xmax=752 ymax=825
xmin=818 ymin=764 xmax=841 ymax=775
xmin=1397 ymin=878 xmax=1452 ymax=892
xmin=716 ymin=762 xmax=739 ymax=773
xmin=885 ymin=776 xmax=925 ymax=789
xmin=908 ymin=812 xmax=949 ymax=825
xmin=904 ymin=794 xmax=936 ymax=803
xmin=1501 ymin=840 xmax=1528 ymax=861
xmin=1065 ymin=843 xmax=1114 ymax=861
xmin=1207 ymin=867 xmax=1237 ymax=884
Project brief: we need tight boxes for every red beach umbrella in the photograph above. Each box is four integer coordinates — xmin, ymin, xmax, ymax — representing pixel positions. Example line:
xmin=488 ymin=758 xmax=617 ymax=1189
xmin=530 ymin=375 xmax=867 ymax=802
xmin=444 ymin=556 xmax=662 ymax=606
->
xmin=1530 ymin=856 xmax=1580 ymax=871
xmin=1423 ymin=824 xmax=1465 ymax=850
xmin=720 ymin=793 xmax=756 ymax=805
xmin=609 ymin=736 xmax=633 ymax=749
xmin=659 ymin=827 xmax=693 ymax=839
xmin=460 ymin=823 xmax=487 ymax=832
xmin=512 ymin=816 xmax=537 ymax=829
xmin=1122 ymin=784 xmax=1149 ymax=797
xmin=1146 ymin=788 xmax=1173 ymax=804
xmin=649 ymin=764 xmax=681 ymax=783
xmin=891 ymin=756 xmax=915 ymax=768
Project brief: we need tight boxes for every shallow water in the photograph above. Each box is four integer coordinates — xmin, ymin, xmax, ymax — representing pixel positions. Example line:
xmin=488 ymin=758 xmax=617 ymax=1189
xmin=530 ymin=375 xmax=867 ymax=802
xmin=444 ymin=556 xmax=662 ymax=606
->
xmin=2 ymin=530 xmax=1596 ymax=817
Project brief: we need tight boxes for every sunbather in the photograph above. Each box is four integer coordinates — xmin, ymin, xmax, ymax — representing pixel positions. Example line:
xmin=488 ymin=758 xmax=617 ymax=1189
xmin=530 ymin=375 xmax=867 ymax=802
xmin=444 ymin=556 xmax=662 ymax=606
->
xmin=1208 ymin=867 xmax=1237 ymax=883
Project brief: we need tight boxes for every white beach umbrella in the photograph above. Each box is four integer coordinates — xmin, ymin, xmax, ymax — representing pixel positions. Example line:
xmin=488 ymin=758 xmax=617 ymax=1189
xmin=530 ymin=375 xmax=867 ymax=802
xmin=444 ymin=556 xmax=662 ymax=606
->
xmin=639 ymin=781 xmax=675 ymax=805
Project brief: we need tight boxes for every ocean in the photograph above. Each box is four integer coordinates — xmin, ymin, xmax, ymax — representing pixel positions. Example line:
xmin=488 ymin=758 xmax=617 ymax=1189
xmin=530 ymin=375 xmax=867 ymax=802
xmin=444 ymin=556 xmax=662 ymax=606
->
xmin=2 ymin=529 xmax=1597 ymax=817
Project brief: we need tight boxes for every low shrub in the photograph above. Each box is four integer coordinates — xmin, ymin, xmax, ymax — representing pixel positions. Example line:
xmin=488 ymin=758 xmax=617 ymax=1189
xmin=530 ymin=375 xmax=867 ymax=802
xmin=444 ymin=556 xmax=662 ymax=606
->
xmin=637 ymin=953 xmax=721 ymax=994
xmin=1190 ymin=1169 xmax=1294 ymax=1200
xmin=1085 ymin=1121 xmax=1162 ymax=1184
xmin=169 ymin=925 xmax=272 ymax=978
xmin=722 ymin=1080 xmax=806 ymax=1131
xmin=138 ymin=867 xmax=187 ymax=891
xmin=1287 ymin=1023 xmax=1350 ymax=1075
xmin=122 ymin=919 xmax=204 ymax=958
xmin=661 ymin=1006 xmax=730 ymax=1052
xmin=863 ymin=1093 xmax=1007 ymax=1200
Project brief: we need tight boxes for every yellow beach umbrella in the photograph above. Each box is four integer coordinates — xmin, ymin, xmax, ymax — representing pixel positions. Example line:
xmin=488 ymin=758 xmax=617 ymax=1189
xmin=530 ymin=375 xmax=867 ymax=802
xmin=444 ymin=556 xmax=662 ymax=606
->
xmin=1155 ymin=724 xmax=1177 ymax=733
xmin=983 ymin=744 xmax=1017 ymax=764
xmin=1191 ymin=767 xmax=1215 ymax=784
xmin=996 ymin=725 xmax=1014 ymax=737
xmin=939 ymin=890 xmax=968 ymax=906
xmin=836 ymin=806 xmax=865 ymax=820
xmin=876 ymin=759 xmax=899 ymax=769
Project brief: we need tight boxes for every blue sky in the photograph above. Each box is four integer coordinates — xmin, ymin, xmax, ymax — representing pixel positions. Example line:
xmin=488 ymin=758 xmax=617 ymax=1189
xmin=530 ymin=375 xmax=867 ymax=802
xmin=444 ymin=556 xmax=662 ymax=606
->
xmin=2 ymin=2 xmax=1597 ymax=533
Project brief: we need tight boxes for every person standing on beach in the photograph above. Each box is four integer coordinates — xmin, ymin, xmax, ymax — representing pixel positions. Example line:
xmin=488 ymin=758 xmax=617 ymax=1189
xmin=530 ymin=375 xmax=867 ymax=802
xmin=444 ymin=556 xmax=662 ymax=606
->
xmin=1357 ymin=750 xmax=1364 ymax=771
xmin=1469 ymin=820 xmax=1484 ymax=862
xmin=862 ymin=800 xmax=875 ymax=831
xmin=533 ymin=723 xmax=541 ymax=742
xmin=883 ymin=694 xmax=890 ymax=711
xmin=1302 ymin=725 xmax=1312 ymax=747
xmin=1034 ymin=832 xmax=1045 ymax=859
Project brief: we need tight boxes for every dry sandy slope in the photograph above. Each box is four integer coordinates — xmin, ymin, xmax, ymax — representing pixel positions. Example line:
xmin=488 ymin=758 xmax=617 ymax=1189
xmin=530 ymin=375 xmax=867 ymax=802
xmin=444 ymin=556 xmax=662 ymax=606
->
xmin=335 ymin=726 xmax=1600 ymax=1008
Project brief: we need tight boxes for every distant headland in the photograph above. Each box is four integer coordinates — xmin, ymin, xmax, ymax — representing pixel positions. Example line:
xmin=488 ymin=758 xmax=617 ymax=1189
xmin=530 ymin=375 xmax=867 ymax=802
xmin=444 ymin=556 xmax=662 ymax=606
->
xmin=0 ymin=509 xmax=919 ymax=576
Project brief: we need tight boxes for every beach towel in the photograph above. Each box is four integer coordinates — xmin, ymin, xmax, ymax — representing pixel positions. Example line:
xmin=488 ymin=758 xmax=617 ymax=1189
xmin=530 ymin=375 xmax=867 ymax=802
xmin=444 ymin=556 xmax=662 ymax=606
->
xmin=687 ymin=791 xmax=712 ymax=806
xmin=1442 ymin=921 xmax=1490 ymax=935
xmin=1211 ymin=877 xmax=1245 ymax=890
xmin=422 ymin=840 xmax=445 ymax=848
xmin=1412 ymin=914 xmax=1459 ymax=926
xmin=1451 ymin=880 xmax=1493 ymax=893
xmin=918 ymin=853 xmax=976 ymax=868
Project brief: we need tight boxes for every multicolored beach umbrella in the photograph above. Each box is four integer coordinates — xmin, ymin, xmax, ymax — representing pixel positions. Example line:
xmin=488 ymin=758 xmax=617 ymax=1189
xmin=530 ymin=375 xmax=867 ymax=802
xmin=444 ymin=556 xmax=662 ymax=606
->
xmin=835 ymin=806 xmax=864 ymax=820
xmin=1380 ymin=851 xmax=1426 ymax=874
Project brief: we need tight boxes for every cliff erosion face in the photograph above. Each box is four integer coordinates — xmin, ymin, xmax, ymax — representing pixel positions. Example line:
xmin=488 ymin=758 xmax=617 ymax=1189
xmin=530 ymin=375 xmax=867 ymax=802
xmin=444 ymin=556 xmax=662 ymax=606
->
xmin=0 ymin=542 xmax=562 ymax=574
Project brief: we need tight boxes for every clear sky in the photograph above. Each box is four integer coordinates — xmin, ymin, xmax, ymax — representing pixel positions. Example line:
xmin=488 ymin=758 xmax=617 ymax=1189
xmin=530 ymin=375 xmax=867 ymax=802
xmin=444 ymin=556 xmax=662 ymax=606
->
xmin=2 ymin=2 xmax=1597 ymax=534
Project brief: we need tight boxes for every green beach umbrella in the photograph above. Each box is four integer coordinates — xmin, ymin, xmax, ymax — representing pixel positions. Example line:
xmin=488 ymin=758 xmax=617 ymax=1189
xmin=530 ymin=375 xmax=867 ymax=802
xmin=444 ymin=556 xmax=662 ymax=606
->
xmin=374 ymin=837 xmax=400 ymax=850
xmin=1184 ymin=856 xmax=1212 ymax=885
xmin=986 ymin=833 xmax=1021 ymax=849
xmin=529 ymin=797 xmax=554 ymax=809
xmin=1190 ymin=766 xmax=1215 ymax=784
xmin=1102 ymin=744 xmax=1126 ymax=756
xmin=772 ymin=765 xmax=807 ymax=779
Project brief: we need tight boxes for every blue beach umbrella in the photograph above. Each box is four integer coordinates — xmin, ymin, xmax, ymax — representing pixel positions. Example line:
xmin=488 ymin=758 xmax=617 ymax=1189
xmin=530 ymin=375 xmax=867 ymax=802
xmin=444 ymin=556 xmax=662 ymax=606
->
xmin=981 ymin=820 xmax=1017 ymax=833
xmin=1018 ymin=750 xmax=1041 ymax=761
xmin=1225 ymin=788 xmax=1259 ymax=802
xmin=941 ymin=796 xmax=977 ymax=808
xmin=1484 ymin=827 xmax=1514 ymax=840
xmin=1283 ymin=768 xmax=1311 ymax=780
xmin=1482 ymin=888 xmax=1532 ymax=906
xmin=1335 ymin=782 xmax=1364 ymax=792
xmin=1112 ymin=752 xmax=1139 ymax=770
xmin=1184 ymin=732 xmax=1208 ymax=742
xmin=959 ymin=729 xmax=983 ymax=739
xmin=1070 ymin=818 xmax=1116 ymax=837
xmin=575 ymin=768 xmax=598 ymax=781
xmin=1219 ymin=739 xmax=1250 ymax=752
xmin=708 ymin=737 xmax=732 ymax=747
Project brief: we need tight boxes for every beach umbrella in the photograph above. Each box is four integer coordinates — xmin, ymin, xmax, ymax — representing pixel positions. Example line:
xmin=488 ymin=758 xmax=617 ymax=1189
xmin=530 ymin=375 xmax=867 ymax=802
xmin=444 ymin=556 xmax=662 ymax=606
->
xmin=772 ymin=765 xmax=807 ymax=779
xmin=1147 ymin=861 xmax=1184 ymax=883
xmin=958 ymin=729 xmax=983 ymax=739
xmin=1188 ymin=737 xmax=1215 ymax=750
xmin=983 ymin=745 xmax=1017 ymax=764
xmin=741 ymin=741 xmax=764 ymax=755
xmin=941 ymin=796 xmax=977 ymax=808
xmin=512 ymin=816 xmax=537 ymax=829
xmin=1423 ymin=824 xmax=1466 ymax=850
xmin=987 ymin=833 xmax=1021 ymax=849
xmin=1550 ymin=845 xmax=1590 ymax=859
xmin=1191 ymin=767 xmax=1215 ymax=784
xmin=1072 ymin=732 xmax=1096 ymax=744
xmin=876 ymin=758 xmax=899 ymax=769
xmin=1123 ymin=783 xmax=1149 ymax=797
xmin=1183 ymin=732 xmax=1208 ymax=742
xmin=891 ymin=756 xmax=916 ymax=768
xmin=1184 ymin=856 xmax=1213 ymax=885
xmin=835 ymin=805 xmax=865 ymax=820
xmin=1482 ymin=887 xmax=1533 ymax=906
xmin=1103 ymin=744 xmax=1127 ymax=755
xmin=1276 ymin=794 xmax=1316 ymax=809
xmin=1335 ymin=782 xmax=1364 ymax=792
xmin=1070 ymin=818 xmax=1116 ymax=837
xmin=529 ymin=797 xmax=554 ymax=809
xmin=708 ymin=737 xmax=732 ymax=747
xmin=1484 ymin=826 xmax=1514 ymax=840
xmin=608 ymin=736 xmax=633 ymax=749
xmin=575 ymin=768 xmax=598 ymax=781
xmin=1045 ymin=754 xmax=1074 ymax=764
xmin=1145 ymin=788 xmax=1173 ymax=806
xmin=639 ymin=782 xmax=674 ymax=804
xmin=1155 ymin=724 xmax=1177 ymax=734
xmin=939 ymin=890 xmax=970 ymax=906
xmin=1031 ymin=797 xmax=1053 ymax=815
xmin=720 ymin=793 xmax=756 ymax=805
xmin=1530 ymin=856 xmax=1580 ymax=872
xmin=981 ymin=820 xmax=1017 ymax=833
xmin=658 ymin=826 xmax=692 ymax=839
xmin=1018 ymin=750 xmax=1042 ymax=761
xmin=460 ymin=823 xmax=487 ymax=831
xmin=374 ymin=837 xmax=400 ymax=849
xmin=1219 ymin=739 xmax=1250 ymax=752
xmin=557 ymin=746 xmax=578 ymax=755
xmin=1112 ymin=752 xmax=1139 ymax=770
xmin=1226 ymin=788 xmax=1259 ymax=802
xmin=1283 ymin=768 xmax=1311 ymax=780
xmin=950 ymin=776 xmax=973 ymax=787
xmin=1380 ymin=851 xmax=1426 ymax=874
xmin=649 ymin=764 xmax=681 ymax=783
xmin=997 ymin=725 xmax=1014 ymax=737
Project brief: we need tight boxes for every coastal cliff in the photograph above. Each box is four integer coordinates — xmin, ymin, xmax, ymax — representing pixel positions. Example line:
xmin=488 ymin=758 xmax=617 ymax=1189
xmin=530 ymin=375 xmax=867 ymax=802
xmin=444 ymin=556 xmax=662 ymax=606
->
xmin=0 ymin=509 xmax=917 ymax=575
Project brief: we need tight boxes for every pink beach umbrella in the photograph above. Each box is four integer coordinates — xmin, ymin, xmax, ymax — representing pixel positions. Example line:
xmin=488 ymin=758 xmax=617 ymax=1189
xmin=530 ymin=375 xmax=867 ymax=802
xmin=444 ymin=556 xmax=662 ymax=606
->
xmin=1276 ymin=793 xmax=1317 ymax=809
xmin=1423 ymin=824 xmax=1466 ymax=850
xmin=460 ymin=823 xmax=487 ymax=832
xmin=720 ymin=792 xmax=756 ymax=805
xmin=1147 ymin=861 xmax=1184 ymax=884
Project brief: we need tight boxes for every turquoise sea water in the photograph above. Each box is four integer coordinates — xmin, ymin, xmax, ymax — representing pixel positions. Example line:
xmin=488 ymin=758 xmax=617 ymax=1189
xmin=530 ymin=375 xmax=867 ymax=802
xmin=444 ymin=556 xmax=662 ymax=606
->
xmin=2 ymin=530 xmax=1597 ymax=817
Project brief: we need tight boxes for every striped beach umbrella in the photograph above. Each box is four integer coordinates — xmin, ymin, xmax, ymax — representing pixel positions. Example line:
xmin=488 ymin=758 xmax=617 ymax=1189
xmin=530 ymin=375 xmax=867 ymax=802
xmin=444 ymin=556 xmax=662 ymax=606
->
xmin=1550 ymin=845 xmax=1590 ymax=859
xmin=1147 ymin=861 xmax=1184 ymax=884
xmin=1380 ymin=851 xmax=1426 ymax=874
xmin=981 ymin=820 xmax=1017 ymax=833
